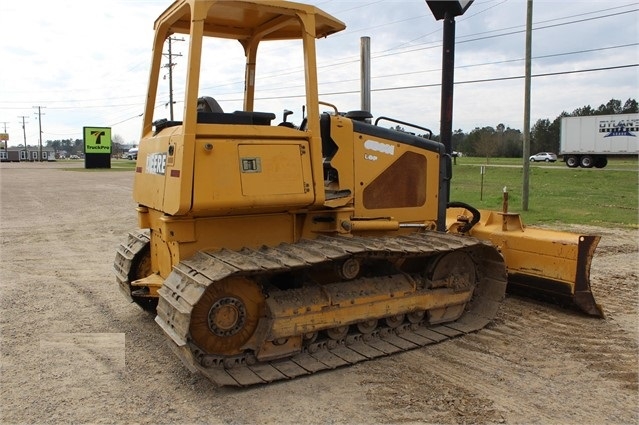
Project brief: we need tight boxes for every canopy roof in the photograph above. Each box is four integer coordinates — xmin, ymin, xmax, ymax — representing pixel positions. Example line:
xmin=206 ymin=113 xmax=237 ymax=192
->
xmin=156 ymin=0 xmax=346 ymax=41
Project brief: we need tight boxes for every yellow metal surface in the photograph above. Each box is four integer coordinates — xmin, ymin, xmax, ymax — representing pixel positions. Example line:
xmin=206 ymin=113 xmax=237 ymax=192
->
xmin=163 ymin=213 xmax=298 ymax=268
xmin=115 ymin=0 xmax=607 ymax=388
xmin=131 ymin=274 xmax=163 ymax=297
xmin=191 ymin=138 xmax=314 ymax=214
xmin=268 ymin=287 xmax=472 ymax=339
xmin=446 ymin=208 xmax=602 ymax=316
xmin=189 ymin=276 xmax=265 ymax=356
xmin=348 ymin=219 xmax=400 ymax=232
xmin=352 ymin=134 xmax=440 ymax=222
xmin=154 ymin=0 xmax=346 ymax=41
xmin=136 ymin=0 xmax=344 ymax=216
xmin=158 ymin=216 xmax=195 ymax=243
xmin=237 ymin=144 xmax=308 ymax=196
xmin=454 ymin=209 xmax=582 ymax=285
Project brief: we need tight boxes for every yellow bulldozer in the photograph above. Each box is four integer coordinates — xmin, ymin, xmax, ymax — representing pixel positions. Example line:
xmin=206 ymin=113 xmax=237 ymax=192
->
xmin=114 ymin=0 xmax=601 ymax=386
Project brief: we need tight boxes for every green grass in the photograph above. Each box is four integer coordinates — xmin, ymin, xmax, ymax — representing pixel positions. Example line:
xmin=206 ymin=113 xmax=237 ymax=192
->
xmin=57 ymin=156 xmax=638 ymax=228
xmin=450 ymin=157 xmax=638 ymax=228
xmin=111 ymin=159 xmax=137 ymax=170
xmin=62 ymin=159 xmax=137 ymax=172
xmin=456 ymin=156 xmax=638 ymax=170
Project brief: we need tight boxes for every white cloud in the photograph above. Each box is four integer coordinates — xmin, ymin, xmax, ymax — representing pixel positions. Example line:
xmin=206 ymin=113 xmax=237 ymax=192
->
xmin=0 ymin=0 xmax=637 ymax=147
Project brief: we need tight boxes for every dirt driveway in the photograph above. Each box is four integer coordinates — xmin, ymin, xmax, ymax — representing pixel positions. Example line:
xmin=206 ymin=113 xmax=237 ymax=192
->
xmin=1 ymin=162 xmax=637 ymax=424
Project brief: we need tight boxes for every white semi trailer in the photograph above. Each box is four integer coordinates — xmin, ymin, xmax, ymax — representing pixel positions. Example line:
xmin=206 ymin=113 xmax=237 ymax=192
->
xmin=560 ymin=113 xmax=639 ymax=168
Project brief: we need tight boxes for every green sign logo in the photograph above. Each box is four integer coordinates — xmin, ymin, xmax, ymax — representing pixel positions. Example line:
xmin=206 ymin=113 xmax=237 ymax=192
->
xmin=84 ymin=127 xmax=112 ymax=153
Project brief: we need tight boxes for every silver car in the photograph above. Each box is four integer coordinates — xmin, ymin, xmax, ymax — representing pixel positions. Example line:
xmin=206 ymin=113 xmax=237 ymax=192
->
xmin=529 ymin=152 xmax=557 ymax=162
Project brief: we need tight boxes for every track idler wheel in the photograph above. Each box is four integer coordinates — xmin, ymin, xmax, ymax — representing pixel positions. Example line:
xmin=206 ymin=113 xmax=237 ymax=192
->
xmin=426 ymin=251 xmax=476 ymax=324
xmin=189 ymin=276 xmax=265 ymax=356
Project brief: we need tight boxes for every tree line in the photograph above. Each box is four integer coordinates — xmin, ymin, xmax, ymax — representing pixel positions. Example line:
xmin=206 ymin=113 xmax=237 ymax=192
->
xmin=449 ymin=98 xmax=638 ymax=159
xmin=37 ymin=97 xmax=638 ymax=159
xmin=43 ymin=134 xmax=128 ymax=156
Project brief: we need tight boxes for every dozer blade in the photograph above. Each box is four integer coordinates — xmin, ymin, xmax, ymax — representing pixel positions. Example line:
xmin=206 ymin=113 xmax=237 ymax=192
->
xmin=447 ymin=208 xmax=603 ymax=317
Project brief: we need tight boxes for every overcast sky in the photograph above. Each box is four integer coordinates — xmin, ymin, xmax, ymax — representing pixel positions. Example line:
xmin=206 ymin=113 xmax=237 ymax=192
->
xmin=1 ymin=0 xmax=637 ymax=146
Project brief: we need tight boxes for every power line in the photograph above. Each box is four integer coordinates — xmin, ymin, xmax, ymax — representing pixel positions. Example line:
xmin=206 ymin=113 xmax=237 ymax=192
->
xmin=109 ymin=113 xmax=143 ymax=127
xmin=208 ymin=41 xmax=638 ymax=99
xmin=456 ymin=63 xmax=639 ymax=87
xmin=352 ymin=43 xmax=639 ymax=84
xmin=383 ymin=0 xmax=509 ymax=52
xmin=200 ymin=7 xmax=639 ymax=94
xmin=454 ymin=8 xmax=639 ymax=47
xmin=4 ymin=50 xmax=635 ymax=120
xmin=229 ymin=63 xmax=639 ymax=101
xmin=3 ymin=4 xmax=636 ymax=128
xmin=23 ymin=42 xmax=633 ymax=109
xmin=372 ymin=8 xmax=639 ymax=59
xmin=3 ymin=6 xmax=636 ymax=108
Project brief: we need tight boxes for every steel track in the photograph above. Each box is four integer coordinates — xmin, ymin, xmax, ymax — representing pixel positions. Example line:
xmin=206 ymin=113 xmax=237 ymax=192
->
xmin=148 ymin=232 xmax=507 ymax=386
xmin=113 ymin=230 xmax=150 ymax=301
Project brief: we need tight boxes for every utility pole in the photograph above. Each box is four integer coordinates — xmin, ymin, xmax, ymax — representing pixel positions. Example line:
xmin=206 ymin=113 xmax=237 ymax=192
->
xmin=0 ymin=122 xmax=8 ymax=156
xmin=18 ymin=115 xmax=28 ymax=160
xmin=33 ymin=106 xmax=45 ymax=162
xmin=162 ymin=37 xmax=183 ymax=121
xmin=522 ymin=0 xmax=533 ymax=211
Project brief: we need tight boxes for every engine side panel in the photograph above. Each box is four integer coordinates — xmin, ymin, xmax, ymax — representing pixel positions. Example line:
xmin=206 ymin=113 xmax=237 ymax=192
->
xmin=351 ymin=120 xmax=443 ymax=222
xmin=191 ymin=137 xmax=315 ymax=214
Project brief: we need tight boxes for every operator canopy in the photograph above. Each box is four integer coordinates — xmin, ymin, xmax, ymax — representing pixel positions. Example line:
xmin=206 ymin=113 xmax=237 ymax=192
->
xmin=156 ymin=0 xmax=346 ymax=41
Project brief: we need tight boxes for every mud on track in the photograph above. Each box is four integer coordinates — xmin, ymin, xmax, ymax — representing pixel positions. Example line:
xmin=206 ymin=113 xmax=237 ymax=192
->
xmin=1 ymin=162 xmax=637 ymax=424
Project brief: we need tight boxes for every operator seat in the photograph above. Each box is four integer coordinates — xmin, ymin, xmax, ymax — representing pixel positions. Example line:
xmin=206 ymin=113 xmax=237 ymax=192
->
xmin=197 ymin=96 xmax=223 ymax=113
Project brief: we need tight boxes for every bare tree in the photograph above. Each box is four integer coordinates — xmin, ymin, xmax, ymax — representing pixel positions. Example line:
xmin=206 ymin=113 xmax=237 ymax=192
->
xmin=474 ymin=127 xmax=499 ymax=163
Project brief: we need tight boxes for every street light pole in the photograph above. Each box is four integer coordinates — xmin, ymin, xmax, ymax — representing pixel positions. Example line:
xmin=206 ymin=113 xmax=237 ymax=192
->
xmin=438 ymin=12 xmax=456 ymax=228
xmin=426 ymin=0 xmax=474 ymax=231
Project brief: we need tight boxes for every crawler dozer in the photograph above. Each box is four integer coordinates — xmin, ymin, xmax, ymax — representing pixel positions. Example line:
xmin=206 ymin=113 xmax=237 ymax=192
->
xmin=114 ymin=0 xmax=601 ymax=387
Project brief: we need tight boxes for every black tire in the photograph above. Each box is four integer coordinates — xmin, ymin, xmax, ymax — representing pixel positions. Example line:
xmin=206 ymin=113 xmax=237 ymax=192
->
xmin=529 ymin=158 xmax=535 ymax=162
xmin=565 ymin=156 xmax=579 ymax=168
xmin=580 ymin=155 xmax=594 ymax=168
xmin=594 ymin=157 xmax=608 ymax=168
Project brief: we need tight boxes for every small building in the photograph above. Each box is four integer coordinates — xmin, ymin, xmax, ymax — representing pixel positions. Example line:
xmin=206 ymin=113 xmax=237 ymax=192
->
xmin=1 ymin=146 xmax=56 ymax=162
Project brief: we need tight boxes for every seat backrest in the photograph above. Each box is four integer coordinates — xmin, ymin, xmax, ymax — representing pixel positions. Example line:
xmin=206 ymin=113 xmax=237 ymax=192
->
xmin=197 ymin=96 xmax=223 ymax=113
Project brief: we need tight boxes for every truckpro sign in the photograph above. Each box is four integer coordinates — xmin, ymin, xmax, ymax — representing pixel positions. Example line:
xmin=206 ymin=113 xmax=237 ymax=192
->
xmin=83 ymin=126 xmax=112 ymax=169
xmin=84 ymin=127 xmax=112 ymax=153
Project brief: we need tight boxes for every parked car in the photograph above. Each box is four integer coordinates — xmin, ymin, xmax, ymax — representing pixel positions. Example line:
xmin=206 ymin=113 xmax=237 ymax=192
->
xmin=529 ymin=152 xmax=557 ymax=162
xmin=69 ymin=154 xmax=80 ymax=159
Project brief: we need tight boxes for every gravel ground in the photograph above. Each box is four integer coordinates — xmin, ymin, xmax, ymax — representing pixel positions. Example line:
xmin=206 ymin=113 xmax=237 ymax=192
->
xmin=1 ymin=162 xmax=637 ymax=424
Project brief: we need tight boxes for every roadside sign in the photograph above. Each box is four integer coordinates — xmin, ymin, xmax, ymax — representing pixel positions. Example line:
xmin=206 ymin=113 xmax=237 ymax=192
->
xmin=83 ymin=126 xmax=112 ymax=169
